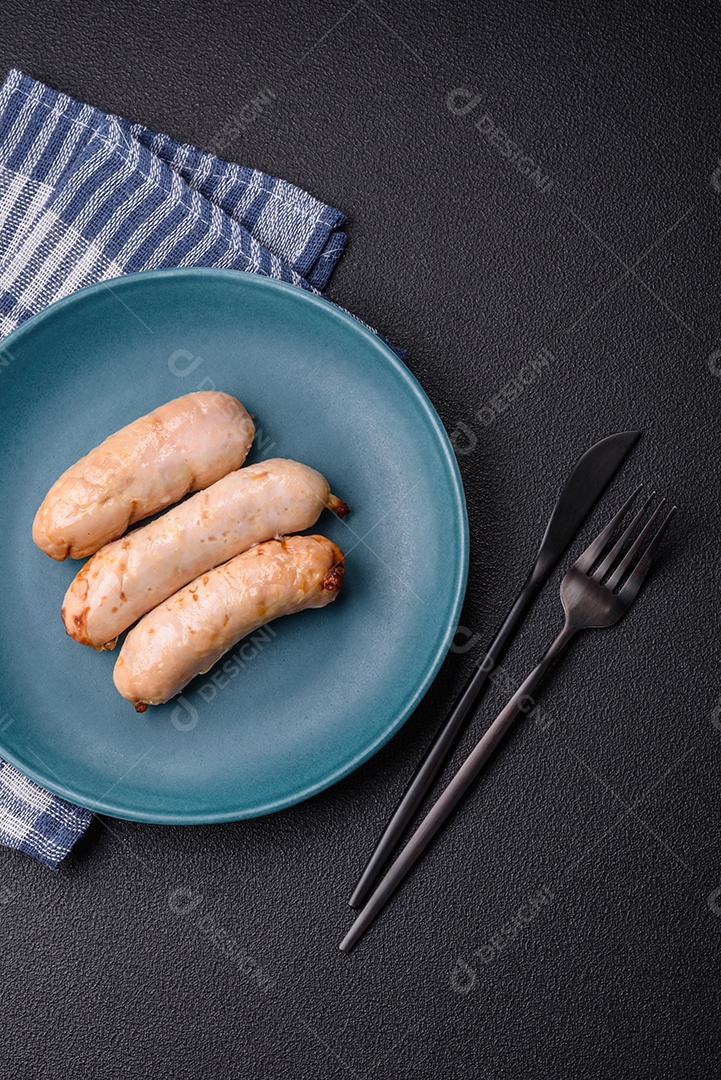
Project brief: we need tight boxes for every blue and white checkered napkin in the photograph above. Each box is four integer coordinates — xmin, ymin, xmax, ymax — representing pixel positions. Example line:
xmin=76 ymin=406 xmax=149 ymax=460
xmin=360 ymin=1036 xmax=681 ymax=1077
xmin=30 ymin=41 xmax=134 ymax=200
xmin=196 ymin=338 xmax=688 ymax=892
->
xmin=0 ymin=68 xmax=356 ymax=867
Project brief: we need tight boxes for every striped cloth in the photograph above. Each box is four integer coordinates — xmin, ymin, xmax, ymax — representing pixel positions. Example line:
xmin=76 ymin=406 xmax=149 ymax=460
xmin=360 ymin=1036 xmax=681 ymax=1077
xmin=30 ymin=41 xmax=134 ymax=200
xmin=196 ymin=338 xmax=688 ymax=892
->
xmin=0 ymin=69 xmax=356 ymax=868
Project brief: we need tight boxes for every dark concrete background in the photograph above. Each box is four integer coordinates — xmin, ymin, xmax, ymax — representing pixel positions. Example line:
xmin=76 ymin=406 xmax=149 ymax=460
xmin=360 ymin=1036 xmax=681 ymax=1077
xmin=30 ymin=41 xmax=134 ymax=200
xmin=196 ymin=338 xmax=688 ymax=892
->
xmin=1 ymin=2 xmax=720 ymax=1077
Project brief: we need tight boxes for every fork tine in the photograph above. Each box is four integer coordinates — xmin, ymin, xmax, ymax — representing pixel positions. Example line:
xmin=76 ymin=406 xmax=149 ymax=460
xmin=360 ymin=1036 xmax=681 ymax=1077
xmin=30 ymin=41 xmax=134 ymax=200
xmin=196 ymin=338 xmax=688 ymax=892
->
xmin=606 ymin=500 xmax=666 ymax=590
xmin=591 ymin=492 xmax=656 ymax=581
xmin=643 ymin=505 xmax=677 ymax=561
xmin=613 ymin=505 xmax=676 ymax=597
xmin=573 ymin=486 xmax=642 ymax=573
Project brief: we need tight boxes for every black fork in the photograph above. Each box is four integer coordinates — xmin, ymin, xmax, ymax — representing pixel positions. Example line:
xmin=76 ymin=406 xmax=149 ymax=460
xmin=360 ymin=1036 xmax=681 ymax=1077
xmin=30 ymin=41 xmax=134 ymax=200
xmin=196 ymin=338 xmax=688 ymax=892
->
xmin=340 ymin=490 xmax=676 ymax=952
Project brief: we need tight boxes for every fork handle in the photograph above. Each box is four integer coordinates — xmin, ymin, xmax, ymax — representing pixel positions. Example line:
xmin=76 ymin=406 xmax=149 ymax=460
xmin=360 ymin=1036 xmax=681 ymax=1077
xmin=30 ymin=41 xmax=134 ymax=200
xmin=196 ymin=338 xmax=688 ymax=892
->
xmin=339 ymin=620 xmax=577 ymax=953
xmin=348 ymin=566 xmax=547 ymax=908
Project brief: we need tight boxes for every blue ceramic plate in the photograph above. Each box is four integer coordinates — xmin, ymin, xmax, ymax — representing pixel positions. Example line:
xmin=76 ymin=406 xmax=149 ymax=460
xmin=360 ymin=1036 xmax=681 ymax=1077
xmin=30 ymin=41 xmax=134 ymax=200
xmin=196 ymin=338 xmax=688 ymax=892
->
xmin=0 ymin=269 xmax=468 ymax=823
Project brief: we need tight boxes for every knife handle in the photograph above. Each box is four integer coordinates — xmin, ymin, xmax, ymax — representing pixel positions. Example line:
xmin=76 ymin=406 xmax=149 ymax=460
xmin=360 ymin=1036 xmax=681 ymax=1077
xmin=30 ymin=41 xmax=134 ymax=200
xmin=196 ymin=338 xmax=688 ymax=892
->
xmin=348 ymin=563 xmax=545 ymax=909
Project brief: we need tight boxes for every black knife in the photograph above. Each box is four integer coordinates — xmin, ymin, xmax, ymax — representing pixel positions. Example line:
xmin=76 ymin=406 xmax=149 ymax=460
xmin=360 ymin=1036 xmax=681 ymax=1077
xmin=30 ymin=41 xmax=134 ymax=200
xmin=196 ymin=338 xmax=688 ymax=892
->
xmin=348 ymin=429 xmax=642 ymax=909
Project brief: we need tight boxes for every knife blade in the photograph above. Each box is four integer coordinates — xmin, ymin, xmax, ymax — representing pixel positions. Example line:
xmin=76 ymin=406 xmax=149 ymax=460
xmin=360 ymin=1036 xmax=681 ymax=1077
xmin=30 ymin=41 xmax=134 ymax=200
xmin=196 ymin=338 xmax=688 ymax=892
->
xmin=534 ymin=430 xmax=642 ymax=575
xmin=348 ymin=429 xmax=642 ymax=909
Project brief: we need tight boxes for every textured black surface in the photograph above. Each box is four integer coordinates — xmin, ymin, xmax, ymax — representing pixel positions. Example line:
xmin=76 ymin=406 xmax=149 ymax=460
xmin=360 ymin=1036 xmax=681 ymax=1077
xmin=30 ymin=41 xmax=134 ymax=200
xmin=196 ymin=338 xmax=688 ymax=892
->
xmin=1 ymin=3 xmax=720 ymax=1077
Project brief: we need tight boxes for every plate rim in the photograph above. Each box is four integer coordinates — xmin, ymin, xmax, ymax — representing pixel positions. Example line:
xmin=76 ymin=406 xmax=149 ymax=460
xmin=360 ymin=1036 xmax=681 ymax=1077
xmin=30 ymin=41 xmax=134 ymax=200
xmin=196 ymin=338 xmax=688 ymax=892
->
xmin=0 ymin=267 xmax=469 ymax=824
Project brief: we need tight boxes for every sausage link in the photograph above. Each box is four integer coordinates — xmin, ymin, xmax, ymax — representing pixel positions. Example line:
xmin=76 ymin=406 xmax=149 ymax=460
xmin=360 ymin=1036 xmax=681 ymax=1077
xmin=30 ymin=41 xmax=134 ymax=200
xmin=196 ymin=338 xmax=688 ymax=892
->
xmin=33 ymin=391 xmax=255 ymax=559
xmin=113 ymin=535 xmax=345 ymax=709
xmin=62 ymin=459 xmax=348 ymax=648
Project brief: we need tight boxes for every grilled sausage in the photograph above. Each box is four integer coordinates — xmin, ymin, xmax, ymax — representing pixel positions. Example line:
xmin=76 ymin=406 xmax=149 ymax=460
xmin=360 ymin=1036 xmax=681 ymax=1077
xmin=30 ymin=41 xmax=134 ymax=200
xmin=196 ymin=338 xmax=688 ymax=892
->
xmin=113 ymin=535 xmax=345 ymax=710
xmin=62 ymin=459 xmax=349 ymax=648
xmin=33 ymin=392 xmax=255 ymax=560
